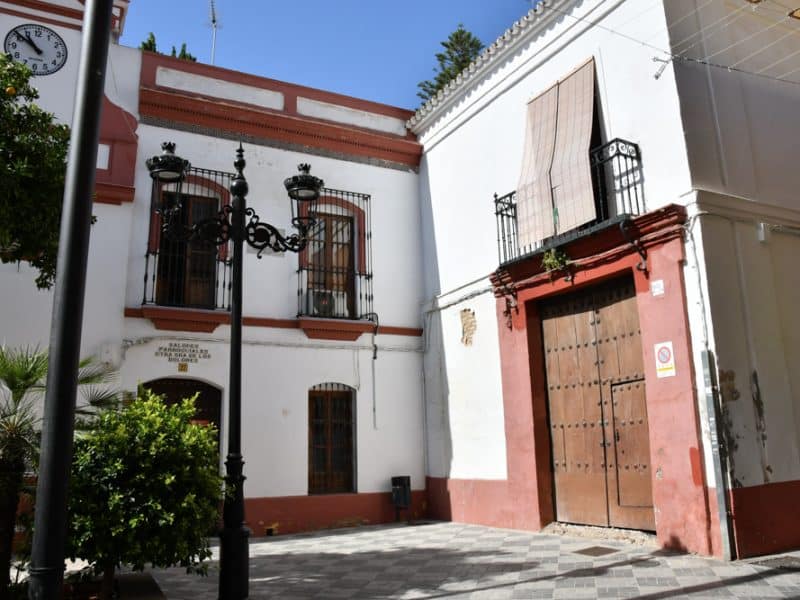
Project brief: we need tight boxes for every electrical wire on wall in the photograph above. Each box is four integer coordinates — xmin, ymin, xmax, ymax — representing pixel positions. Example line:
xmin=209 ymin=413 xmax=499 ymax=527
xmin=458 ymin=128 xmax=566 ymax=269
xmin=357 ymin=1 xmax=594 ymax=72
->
xmin=361 ymin=312 xmax=380 ymax=429
xmin=543 ymin=1 xmax=800 ymax=87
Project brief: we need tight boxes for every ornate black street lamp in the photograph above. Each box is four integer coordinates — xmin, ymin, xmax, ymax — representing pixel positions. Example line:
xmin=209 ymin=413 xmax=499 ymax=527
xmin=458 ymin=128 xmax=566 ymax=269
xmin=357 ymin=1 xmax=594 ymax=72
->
xmin=147 ymin=142 xmax=321 ymax=599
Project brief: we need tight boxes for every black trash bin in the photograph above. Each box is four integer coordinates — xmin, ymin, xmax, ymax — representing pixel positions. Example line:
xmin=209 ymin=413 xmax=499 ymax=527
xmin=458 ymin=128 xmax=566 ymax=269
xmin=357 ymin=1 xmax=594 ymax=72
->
xmin=391 ymin=476 xmax=411 ymax=519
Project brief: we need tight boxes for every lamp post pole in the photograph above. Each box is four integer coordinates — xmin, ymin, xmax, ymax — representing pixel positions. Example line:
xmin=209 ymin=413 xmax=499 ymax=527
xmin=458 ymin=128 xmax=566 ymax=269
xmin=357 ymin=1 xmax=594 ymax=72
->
xmin=219 ymin=148 xmax=249 ymax=599
xmin=148 ymin=143 xmax=321 ymax=600
xmin=28 ymin=1 xmax=114 ymax=597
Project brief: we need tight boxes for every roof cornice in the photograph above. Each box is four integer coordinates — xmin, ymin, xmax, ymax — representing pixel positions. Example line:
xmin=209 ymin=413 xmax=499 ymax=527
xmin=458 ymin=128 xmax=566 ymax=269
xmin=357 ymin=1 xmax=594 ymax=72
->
xmin=407 ymin=0 xmax=578 ymax=134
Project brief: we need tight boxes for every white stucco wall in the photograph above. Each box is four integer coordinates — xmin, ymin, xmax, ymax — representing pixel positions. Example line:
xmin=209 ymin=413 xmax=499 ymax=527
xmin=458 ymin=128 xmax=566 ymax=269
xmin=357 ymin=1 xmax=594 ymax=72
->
xmin=415 ymin=0 xmax=692 ymax=482
xmin=694 ymin=193 xmax=800 ymax=487
xmin=129 ymin=125 xmax=421 ymax=328
xmin=1 ymin=2 xmax=427 ymax=503
xmin=118 ymin=323 xmax=424 ymax=496
xmin=0 ymin=10 xmax=141 ymax=360
xmin=665 ymin=0 xmax=800 ymax=210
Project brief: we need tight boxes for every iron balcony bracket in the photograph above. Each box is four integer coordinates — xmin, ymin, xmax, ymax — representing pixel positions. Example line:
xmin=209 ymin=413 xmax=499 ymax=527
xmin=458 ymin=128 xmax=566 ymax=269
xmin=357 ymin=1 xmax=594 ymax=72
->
xmin=619 ymin=219 xmax=648 ymax=273
xmin=160 ymin=204 xmax=315 ymax=257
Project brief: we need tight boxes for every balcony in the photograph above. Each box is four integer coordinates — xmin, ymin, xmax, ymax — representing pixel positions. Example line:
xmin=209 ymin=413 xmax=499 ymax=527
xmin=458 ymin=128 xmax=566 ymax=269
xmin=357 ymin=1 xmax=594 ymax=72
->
xmin=495 ymin=138 xmax=644 ymax=266
xmin=296 ymin=187 xmax=373 ymax=321
xmin=143 ymin=166 xmax=234 ymax=311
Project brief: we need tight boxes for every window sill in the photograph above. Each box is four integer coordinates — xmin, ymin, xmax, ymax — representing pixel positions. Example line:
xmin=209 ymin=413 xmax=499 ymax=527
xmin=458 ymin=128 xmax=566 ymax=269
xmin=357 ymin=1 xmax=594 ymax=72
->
xmin=297 ymin=317 xmax=376 ymax=341
xmin=125 ymin=308 xmax=421 ymax=339
xmin=125 ymin=306 xmax=230 ymax=333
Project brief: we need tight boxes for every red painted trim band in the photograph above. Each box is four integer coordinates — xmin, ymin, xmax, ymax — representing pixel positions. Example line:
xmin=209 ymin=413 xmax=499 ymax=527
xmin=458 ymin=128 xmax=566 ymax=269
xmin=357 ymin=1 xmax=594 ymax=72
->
xmin=0 ymin=6 xmax=82 ymax=30
xmin=94 ymin=182 xmax=134 ymax=205
xmin=124 ymin=307 xmax=421 ymax=338
xmin=139 ymin=88 xmax=421 ymax=168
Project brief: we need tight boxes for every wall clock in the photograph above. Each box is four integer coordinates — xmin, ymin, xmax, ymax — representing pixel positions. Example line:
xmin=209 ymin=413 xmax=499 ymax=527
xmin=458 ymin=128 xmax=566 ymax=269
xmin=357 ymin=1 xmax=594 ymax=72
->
xmin=4 ymin=23 xmax=67 ymax=76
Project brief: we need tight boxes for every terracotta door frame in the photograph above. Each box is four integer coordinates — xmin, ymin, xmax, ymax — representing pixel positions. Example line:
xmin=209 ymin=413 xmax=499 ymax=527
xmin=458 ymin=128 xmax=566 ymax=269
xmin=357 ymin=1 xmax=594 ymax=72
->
xmin=492 ymin=205 xmax=720 ymax=556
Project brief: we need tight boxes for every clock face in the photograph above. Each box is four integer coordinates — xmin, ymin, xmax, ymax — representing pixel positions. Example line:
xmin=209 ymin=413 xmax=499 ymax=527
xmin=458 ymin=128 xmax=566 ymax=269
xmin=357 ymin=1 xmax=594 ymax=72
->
xmin=4 ymin=23 xmax=67 ymax=76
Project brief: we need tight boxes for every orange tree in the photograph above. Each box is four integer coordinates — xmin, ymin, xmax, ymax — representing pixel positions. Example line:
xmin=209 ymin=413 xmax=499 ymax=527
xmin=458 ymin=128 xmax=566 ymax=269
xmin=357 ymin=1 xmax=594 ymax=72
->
xmin=0 ymin=53 xmax=70 ymax=289
xmin=67 ymin=390 xmax=223 ymax=600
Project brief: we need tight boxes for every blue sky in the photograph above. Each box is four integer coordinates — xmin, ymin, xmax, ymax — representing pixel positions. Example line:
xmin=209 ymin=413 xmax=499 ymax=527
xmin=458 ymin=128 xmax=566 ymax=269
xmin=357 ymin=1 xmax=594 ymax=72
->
xmin=119 ymin=1 xmax=535 ymax=110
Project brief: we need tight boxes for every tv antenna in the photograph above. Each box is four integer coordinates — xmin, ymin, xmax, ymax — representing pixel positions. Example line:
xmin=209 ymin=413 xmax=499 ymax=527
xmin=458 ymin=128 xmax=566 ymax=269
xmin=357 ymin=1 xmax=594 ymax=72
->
xmin=209 ymin=0 xmax=219 ymax=65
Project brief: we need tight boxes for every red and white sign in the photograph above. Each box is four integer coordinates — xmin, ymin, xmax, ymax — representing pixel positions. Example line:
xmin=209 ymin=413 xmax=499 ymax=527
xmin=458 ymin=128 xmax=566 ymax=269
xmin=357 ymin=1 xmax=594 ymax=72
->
xmin=654 ymin=341 xmax=676 ymax=378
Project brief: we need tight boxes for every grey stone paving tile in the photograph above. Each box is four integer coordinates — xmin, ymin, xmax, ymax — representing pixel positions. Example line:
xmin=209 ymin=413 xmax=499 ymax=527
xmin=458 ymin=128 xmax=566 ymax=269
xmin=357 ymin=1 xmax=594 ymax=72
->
xmin=596 ymin=587 xmax=641 ymax=598
xmin=553 ymin=577 xmax=596 ymax=588
xmin=729 ymin=587 xmax=790 ymax=598
xmin=672 ymin=567 xmax=714 ymax=577
xmin=552 ymin=587 xmax=600 ymax=598
xmin=635 ymin=576 xmax=680 ymax=586
xmin=774 ymin=585 xmax=800 ymax=595
xmin=518 ymin=591 xmax=557 ymax=599
xmin=143 ymin=522 xmax=800 ymax=599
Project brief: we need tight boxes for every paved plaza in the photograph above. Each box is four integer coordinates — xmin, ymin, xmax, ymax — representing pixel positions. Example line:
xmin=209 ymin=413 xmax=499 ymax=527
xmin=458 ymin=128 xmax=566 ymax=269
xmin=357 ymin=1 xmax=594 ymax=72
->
xmin=148 ymin=521 xmax=800 ymax=599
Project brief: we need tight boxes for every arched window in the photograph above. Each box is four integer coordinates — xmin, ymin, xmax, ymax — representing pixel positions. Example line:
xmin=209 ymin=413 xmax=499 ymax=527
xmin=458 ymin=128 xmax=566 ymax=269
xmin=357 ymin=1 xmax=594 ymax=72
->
xmin=308 ymin=383 xmax=356 ymax=494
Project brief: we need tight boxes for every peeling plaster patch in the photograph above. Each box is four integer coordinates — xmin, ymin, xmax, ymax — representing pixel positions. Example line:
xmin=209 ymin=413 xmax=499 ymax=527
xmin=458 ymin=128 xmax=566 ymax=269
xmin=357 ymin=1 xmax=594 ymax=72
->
xmin=751 ymin=370 xmax=770 ymax=483
xmin=720 ymin=402 xmax=742 ymax=488
xmin=460 ymin=309 xmax=476 ymax=346
xmin=717 ymin=369 xmax=744 ymax=487
xmin=719 ymin=370 xmax=741 ymax=403
xmin=655 ymin=467 xmax=663 ymax=480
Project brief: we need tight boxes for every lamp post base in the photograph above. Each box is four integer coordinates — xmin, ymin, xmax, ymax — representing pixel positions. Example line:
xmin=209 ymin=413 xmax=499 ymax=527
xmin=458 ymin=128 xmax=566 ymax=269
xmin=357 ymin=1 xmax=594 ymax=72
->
xmin=218 ymin=524 xmax=250 ymax=600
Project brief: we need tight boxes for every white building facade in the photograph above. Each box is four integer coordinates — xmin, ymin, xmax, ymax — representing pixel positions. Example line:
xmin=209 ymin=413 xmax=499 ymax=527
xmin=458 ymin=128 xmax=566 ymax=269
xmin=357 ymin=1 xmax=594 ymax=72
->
xmin=410 ymin=0 xmax=800 ymax=559
xmin=2 ymin=0 xmax=799 ymax=558
xmin=1 ymin=0 xmax=426 ymax=534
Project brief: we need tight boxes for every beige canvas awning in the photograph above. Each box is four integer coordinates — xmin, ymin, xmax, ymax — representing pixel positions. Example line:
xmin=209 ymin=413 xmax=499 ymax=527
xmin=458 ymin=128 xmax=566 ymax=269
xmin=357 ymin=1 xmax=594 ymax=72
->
xmin=517 ymin=84 xmax=558 ymax=247
xmin=517 ymin=58 xmax=597 ymax=248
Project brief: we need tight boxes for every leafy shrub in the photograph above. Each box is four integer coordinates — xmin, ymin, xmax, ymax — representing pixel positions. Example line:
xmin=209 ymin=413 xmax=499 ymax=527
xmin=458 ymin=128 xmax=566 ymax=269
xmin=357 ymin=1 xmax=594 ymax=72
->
xmin=67 ymin=389 xmax=223 ymax=598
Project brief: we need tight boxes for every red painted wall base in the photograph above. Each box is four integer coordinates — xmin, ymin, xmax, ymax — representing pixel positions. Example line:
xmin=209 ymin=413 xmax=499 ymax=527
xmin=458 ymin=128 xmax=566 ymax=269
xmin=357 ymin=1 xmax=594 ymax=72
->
xmin=729 ymin=479 xmax=800 ymax=557
xmin=244 ymin=490 xmax=427 ymax=536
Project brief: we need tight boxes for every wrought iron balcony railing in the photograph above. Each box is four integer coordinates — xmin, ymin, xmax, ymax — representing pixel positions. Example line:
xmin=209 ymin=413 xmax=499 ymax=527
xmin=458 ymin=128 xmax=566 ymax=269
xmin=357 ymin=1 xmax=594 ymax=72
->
xmin=143 ymin=166 xmax=234 ymax=310
xmin=495 ymin=138 xmax=644 ymax=265
xmin=296 ymin=187 xmax=373 ymax=321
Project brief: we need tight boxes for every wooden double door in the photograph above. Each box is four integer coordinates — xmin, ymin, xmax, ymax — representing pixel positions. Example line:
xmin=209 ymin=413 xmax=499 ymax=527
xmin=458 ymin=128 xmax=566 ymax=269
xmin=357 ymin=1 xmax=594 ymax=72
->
xmin=540 ymin=276 xmax=655 ymax=531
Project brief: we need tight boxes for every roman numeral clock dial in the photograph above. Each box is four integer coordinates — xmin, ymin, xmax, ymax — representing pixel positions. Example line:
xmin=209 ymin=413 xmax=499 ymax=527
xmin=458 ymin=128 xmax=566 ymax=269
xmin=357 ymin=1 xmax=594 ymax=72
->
xmin=4 ymin=23 xmax=67 ymax=76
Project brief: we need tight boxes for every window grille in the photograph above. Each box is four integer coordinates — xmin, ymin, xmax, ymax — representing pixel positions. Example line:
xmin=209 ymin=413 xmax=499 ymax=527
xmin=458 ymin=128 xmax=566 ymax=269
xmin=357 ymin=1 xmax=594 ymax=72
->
xmin=495 ymin=138 xmax=644 ymax=265
xmin=298 ymin=188 xmax=373 ymax=320
xmin=143 ymin=166 xmax=234 ymax=310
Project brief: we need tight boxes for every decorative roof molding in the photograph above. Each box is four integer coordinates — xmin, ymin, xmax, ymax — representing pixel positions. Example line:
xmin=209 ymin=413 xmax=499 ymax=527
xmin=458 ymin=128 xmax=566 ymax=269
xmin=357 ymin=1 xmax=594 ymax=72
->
xmin=407 ymin=0 xmax=577 ymax=133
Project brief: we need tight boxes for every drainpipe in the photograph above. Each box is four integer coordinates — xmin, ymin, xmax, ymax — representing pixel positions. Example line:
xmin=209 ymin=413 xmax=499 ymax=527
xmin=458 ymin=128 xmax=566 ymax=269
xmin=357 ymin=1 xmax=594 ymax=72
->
xmin=701 ymin=349 xmax=736 ymax=560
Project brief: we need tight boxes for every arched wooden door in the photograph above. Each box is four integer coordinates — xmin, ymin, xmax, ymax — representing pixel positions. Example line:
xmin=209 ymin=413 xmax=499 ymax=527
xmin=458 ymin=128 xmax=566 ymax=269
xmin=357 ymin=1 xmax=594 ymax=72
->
xmin=143 ymin=378 xmax=222 ymax=447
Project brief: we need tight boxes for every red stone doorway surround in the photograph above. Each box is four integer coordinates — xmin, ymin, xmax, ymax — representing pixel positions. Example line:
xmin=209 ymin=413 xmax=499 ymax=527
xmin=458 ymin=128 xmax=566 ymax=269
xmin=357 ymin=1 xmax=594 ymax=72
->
xmin=427 ymin=205 xmax=724 ymax=557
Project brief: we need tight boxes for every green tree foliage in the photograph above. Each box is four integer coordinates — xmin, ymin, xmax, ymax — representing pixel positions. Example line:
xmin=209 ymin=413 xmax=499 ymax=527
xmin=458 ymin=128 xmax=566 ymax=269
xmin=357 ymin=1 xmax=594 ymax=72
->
xmin=0 ymin=54 xmax=70 ymax=289
xmin=139 ymin=32 xmax=157 ymax=53
xmin=0 ymin=348 xmax=118 ymax=596
xmin=139 ymin=32 xmax=197 ymax=62
xmin=0 ymin=347 xmax=44 ymax=597
xmin=171 ymin=43 xmax=197 ymax=62
xmin=417 ymin=24 xmax=484 ymax=103
xmin=67 ymin=390 xmax=223 ymax=599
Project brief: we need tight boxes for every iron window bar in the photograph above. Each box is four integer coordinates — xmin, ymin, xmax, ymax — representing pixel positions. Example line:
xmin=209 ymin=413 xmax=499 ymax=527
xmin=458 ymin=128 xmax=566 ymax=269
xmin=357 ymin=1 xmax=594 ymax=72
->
xmin=143 ymin=165 xmax=235 ymax=310
xmin=297 ymin=187 xmax=373 ymax=321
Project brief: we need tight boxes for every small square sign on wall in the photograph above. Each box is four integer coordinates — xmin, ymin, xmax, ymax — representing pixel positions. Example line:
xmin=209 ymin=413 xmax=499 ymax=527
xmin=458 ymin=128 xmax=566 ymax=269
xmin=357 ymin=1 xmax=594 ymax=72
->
xmin=654 ymin=341 xmax=676 ymax=378
xmin=651 ymin=279 xmax=665 ymax=296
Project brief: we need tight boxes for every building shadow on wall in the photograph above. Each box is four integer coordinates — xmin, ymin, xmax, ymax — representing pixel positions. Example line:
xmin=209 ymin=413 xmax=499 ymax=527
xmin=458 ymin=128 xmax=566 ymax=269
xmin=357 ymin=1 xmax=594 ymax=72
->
xmin=417 ymin=164 xmax=456 ymax=514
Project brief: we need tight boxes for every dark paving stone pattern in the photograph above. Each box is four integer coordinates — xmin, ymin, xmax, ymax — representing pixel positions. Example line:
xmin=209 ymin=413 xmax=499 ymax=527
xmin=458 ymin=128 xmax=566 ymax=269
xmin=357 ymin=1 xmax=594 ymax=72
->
xmin=146 ymin=522 xmax=800 ymax=599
